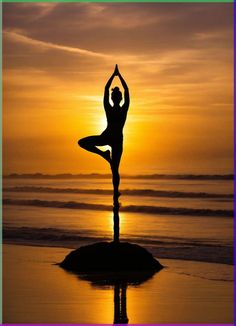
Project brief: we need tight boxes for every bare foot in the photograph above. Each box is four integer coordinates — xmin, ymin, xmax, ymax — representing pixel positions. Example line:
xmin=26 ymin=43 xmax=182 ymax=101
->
xmin=102 ymin=150 xmax=111 ymax=163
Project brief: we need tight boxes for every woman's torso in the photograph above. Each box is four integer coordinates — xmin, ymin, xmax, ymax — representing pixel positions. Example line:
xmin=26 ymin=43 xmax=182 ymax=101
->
xmin=102 ymin=107 xmax=128 ymax=141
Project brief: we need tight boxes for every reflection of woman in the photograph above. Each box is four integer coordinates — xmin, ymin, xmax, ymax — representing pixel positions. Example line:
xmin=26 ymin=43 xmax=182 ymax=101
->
xmin=78 ymin=65 xmax=130 ymax=198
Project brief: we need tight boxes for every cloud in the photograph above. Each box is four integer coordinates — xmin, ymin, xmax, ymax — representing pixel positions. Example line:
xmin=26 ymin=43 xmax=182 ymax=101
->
xmin=3 ymin=30 xmax=111 ymax=59
xmin=18 ymin=3 xmax=58 ymax=19
xmin=2 ymin=3 xmax=234 ymax=174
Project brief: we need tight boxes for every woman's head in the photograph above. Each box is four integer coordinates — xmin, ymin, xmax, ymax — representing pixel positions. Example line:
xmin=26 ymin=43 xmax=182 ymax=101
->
xmin=111 ymin=87 xmax=122 ymax=105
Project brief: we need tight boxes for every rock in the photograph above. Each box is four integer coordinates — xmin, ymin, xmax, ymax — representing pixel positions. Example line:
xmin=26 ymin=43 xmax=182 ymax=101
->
xmin=59 ymin=241 xmax=163 ymax=275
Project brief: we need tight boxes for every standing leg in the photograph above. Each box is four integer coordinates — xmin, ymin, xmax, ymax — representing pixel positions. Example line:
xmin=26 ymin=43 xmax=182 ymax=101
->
xmin=78 ymin=135 xmax=111 ymax=163
xmin=111 ymin=141 xmax=123 ymax=200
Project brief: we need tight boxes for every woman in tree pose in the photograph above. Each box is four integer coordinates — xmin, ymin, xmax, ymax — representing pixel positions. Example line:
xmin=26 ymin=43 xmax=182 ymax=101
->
xmin=78 ymin=65 xmax=130 ymax=199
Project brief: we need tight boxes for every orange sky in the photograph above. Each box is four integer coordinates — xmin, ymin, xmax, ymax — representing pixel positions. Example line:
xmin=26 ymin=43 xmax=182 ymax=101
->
xmin=3 ymin=3 xmax=234 ymax=174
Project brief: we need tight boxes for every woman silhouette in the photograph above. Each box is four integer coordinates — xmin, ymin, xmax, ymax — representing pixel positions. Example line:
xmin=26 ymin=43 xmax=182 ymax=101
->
xmin=78 ymin=65 xmax=130 ymax=199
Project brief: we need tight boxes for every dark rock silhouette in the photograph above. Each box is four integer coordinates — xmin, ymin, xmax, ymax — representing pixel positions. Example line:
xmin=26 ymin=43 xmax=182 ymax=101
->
xmin=60 ymin=241 xmax=163 ymax=273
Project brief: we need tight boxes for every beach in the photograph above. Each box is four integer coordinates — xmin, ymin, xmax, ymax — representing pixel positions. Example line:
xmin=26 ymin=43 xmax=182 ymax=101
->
xmin=3 ymin=175 xmax=234 ymax=323
xmin=3 ymin=244 xmax=233 ymax=324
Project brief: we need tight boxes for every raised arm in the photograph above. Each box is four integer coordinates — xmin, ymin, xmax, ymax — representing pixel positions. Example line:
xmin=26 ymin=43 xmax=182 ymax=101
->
xmin=116 ymin=66 xmax=129 ymax=109
xmin=118 ymin=73 xmax=129 ymax=108
xmin=103 ymin=72 xmax=116 ymax=109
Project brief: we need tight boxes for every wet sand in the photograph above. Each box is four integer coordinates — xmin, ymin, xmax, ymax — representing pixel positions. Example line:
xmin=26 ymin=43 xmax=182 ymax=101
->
xmin=3 ymin=244 xmax=234 ymax=324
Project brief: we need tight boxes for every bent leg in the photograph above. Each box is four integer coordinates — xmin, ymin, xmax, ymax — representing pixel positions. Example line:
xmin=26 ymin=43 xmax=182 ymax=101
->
xmin=78 ymin=136 xmax=111 ymax=163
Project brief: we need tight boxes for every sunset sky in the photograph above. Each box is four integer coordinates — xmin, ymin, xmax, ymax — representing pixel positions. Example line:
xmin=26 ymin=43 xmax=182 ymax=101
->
xmin=3 ymin=3 xmax=234 ymax=175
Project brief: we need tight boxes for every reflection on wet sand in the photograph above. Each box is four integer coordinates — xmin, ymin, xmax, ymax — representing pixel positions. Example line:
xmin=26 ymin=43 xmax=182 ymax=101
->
xmin=79 ymin=270 xmax=158 ymax=324
xmin=114 ymin=282 xmax=128 ymax=324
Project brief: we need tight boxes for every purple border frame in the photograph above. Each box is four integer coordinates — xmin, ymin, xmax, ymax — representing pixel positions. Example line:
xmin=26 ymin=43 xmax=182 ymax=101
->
xmin=1 ymin=324 xmax=235 ymax=326
xmin=234 ymin=0 xmax=235 ymax=325
xmin=1 ymin=2 xmax=235 ymax=326
xmin=234 ymin=0 xmax=236 ymax=324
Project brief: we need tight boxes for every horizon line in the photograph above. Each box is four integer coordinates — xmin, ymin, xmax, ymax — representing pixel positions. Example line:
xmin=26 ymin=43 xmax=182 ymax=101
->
xmin=3 ymin=172 xmax=234 ymax=180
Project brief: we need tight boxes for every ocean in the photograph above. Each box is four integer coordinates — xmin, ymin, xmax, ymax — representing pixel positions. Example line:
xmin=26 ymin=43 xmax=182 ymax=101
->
xmin=3 ymin=174 xmax=234 ymax=323
xmin=3 ymin=174 xmax=234 ymax=268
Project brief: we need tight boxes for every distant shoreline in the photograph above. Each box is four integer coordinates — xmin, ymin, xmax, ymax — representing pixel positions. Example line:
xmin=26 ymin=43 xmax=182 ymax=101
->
xmin=3 ymin=173 xmax=234 ymax=180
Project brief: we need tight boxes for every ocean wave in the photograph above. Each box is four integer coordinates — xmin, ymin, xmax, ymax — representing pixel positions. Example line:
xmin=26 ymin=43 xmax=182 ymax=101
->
xmin=4 ymin=186 xmax=233 ymax=199
xmin=3 ymin=226 xmax=100 ymax=243
xmin=3 ymin=198 xmax=233 ymax=217
xmin=4 ymin=173 xmax=234 ymax=180
xmin=3 ymin=226 xmax=233 ymax=265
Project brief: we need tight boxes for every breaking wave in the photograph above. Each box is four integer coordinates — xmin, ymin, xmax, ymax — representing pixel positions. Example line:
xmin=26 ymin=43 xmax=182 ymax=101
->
xmin=3 ymin=186 xmax=233 ymax=199
xmin=3 ymin=198 xmax=233 ymax=217
xmin=3 ymin=226 xmax=233 ymax=265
